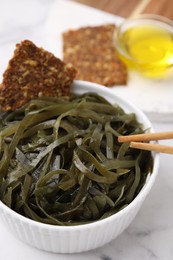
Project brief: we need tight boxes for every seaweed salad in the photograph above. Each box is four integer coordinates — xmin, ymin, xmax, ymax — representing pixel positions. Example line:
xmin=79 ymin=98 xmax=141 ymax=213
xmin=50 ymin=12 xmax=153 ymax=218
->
xmin=0 ymin=92 xmax=153 ymax=225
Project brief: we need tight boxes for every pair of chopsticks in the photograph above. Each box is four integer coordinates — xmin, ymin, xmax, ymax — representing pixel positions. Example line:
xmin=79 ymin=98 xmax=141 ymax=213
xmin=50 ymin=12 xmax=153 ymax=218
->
xmin=118 ymin=131 xmax=173 ymax=154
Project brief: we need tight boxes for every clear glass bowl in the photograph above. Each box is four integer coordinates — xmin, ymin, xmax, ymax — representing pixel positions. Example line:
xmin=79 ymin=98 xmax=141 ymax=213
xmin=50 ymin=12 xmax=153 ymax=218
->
xmin=114 ymin=14 xmax=173 ymax=78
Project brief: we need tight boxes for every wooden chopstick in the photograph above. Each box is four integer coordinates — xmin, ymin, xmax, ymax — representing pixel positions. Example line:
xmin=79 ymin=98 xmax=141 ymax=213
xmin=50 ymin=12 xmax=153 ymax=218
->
xmin=118 ymin=131 xmax=173 ymax=154
xmin=118 ymin=131 xmax=173 ymax=143
xmin=130 ymin=142 xmax=173 ymax=154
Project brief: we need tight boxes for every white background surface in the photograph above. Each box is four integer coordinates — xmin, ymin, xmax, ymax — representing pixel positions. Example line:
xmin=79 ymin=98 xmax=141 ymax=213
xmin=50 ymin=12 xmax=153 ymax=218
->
xmin=0 ymin=1 xmax=173 ymax=260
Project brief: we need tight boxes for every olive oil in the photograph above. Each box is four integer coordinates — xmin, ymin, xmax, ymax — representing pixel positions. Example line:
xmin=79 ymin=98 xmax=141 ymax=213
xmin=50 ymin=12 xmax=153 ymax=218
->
xmin=117 ymin=23 xmax=173 ymax=78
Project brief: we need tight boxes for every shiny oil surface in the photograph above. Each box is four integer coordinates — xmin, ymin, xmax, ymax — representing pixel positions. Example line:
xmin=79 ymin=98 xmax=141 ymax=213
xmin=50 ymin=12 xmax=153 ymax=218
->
xmin=116 ymin=21 xmax=173 ymax=78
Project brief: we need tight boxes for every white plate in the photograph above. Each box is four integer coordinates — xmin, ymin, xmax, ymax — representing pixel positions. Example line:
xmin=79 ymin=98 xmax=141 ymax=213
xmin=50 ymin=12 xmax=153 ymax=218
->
xmin=45 ymin=0 xmax=173 ymax=122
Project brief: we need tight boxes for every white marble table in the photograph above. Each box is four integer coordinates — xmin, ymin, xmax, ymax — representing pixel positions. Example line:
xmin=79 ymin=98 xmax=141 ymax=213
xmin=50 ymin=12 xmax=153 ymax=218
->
xmin=0 ymin=1 xmax=173 ymax=260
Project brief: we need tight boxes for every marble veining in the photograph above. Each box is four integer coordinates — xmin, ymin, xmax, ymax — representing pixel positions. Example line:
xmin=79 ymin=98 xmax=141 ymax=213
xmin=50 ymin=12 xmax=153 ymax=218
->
xmin=0 ymin=1 xmax=173 ymax=260
xmin=100 ymin=255 xmax=112 ymax=260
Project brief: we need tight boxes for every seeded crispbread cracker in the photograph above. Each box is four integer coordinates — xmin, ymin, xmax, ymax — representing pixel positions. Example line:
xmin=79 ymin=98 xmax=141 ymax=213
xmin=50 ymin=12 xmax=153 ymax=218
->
xmin=62 ymin=24 xmax=127 ymax=86
xmin=0 ymin=40 xmax=77 ymax=111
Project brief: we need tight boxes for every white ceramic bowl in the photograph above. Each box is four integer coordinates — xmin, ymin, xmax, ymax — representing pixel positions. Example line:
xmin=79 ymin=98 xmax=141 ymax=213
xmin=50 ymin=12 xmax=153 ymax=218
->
xmin=0 ymin=80 xmax=159 ymax=253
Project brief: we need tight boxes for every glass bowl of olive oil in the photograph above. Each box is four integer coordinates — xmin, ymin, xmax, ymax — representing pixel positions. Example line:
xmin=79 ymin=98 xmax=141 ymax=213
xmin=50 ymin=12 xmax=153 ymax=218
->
xmin=114 ymin=14 xmax=173 ymax=78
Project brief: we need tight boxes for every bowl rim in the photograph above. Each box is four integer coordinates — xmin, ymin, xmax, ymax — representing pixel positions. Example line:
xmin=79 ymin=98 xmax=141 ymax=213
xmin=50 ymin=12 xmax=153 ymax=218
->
xmin=0 ymin=80 xmax=160 ymax=231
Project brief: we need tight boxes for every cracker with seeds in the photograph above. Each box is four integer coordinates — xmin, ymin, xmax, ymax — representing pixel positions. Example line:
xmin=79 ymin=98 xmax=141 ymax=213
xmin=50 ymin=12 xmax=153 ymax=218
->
xmin=62 ymin=24 xmax=127 ymax=86
xmin=0 ymin=40 xmax=77 ymax=111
